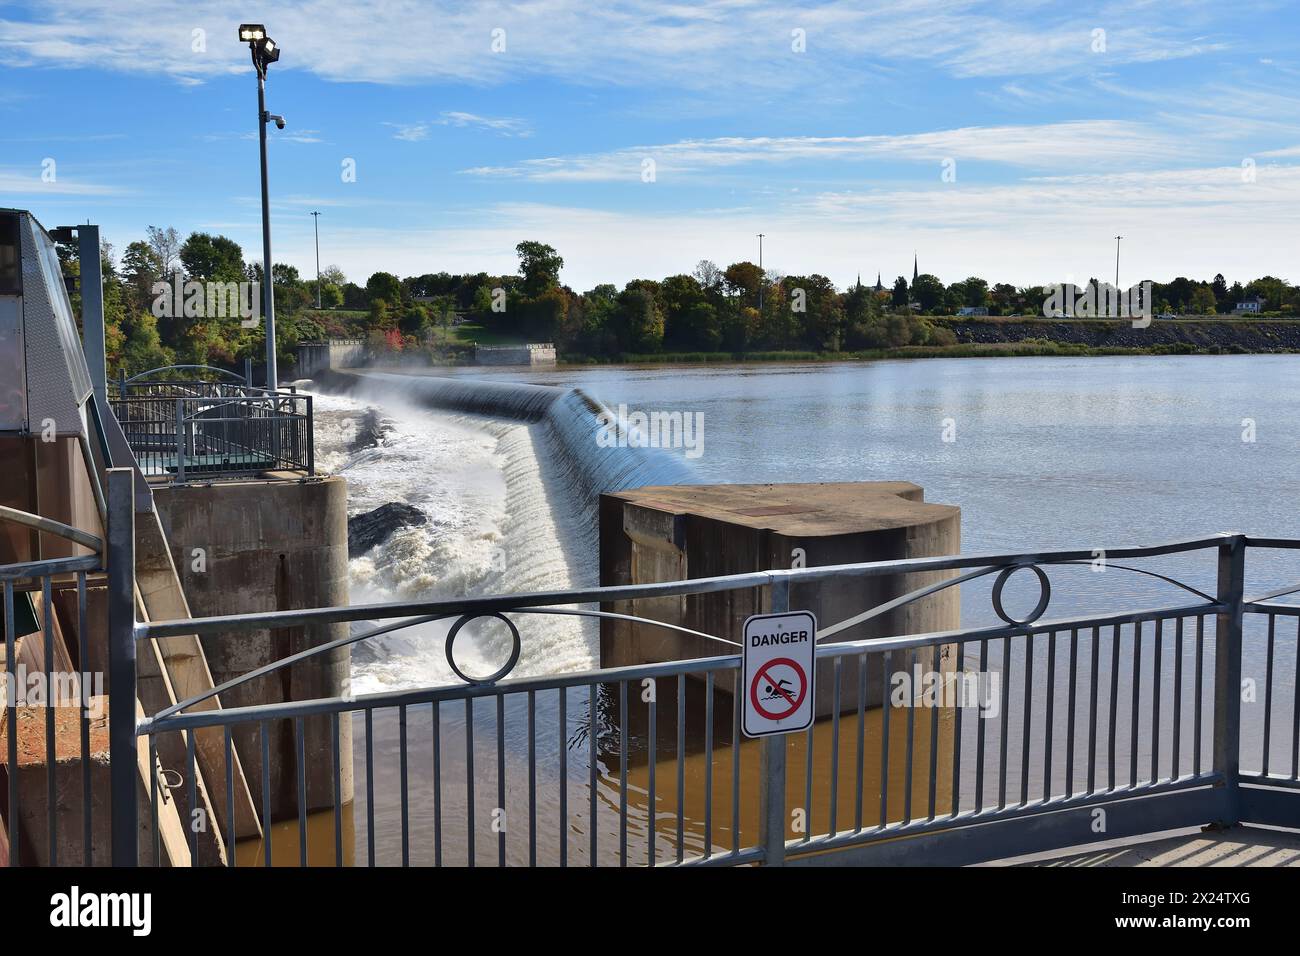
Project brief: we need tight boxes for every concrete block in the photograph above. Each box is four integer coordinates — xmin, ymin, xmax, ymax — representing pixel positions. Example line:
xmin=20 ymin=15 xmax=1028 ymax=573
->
xmin=154 ymin=476 xmax=353 ymax=823
xmin=599 ymin=482 xmax=960 ymax=717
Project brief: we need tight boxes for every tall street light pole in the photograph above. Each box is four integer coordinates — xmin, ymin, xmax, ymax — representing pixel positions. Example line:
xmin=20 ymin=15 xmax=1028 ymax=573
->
xmin=241 ymin=24 xmax=284 ymax=390
xmin=311 ymin=211 xmax=322 ymax=309
xmin=1114 ymin=235 xmax=1123 ymax=290
xmin=757 ymin=233 xmax=765 ymax=311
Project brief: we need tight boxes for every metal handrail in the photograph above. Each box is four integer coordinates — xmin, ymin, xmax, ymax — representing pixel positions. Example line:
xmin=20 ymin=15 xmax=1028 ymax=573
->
xmin=0 ymin=504 xmax=102 ymax=552
xmin=123 ymin=364 xmax=247 ymax=385
xmin=137 ymin=533 xmax=1236 ymax=640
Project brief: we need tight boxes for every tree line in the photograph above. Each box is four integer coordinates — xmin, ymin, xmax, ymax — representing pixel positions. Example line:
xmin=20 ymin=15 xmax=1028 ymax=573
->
xmin=61 ymin=229 xmax=1300 ymax=377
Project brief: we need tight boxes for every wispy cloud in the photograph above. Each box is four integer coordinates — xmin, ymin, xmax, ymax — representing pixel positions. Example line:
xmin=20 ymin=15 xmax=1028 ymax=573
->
xmin=0 ymin=167 xmax=122 ymax=196
xmin=264 ymin=160 xmax=1300 ymax=292
xmin=384 ymin=122 xmax=432 ymax=142
xmin=0 ymin=0 xmax=1236 ymax=90
xmin=386 ymin=112 xmax=531 ymax=141
xmin=463 ymin=121 xmax=1179 ymax=182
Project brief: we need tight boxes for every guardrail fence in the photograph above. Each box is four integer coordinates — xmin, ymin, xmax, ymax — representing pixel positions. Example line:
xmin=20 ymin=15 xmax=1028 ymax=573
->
xmin=1 ymin=541 xmax=105 ymax=866
xmin=109 ymin=389 xmax=313 ymax=480
xmin=6 ymin=469 xmax=1298 ymax=867
xmin=113 ymin=482 xmax=1300 ymax=866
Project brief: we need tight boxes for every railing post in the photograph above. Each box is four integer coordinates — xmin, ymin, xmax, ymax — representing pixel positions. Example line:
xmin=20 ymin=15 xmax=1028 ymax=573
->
xmin=1213 ymin=533 xmax=1245 ymax=827
xmin=306 ymin=395 xmax=315 ymax=475
xmin=759 ymin=575 xmax=789 ymax=865
xmin=174 ymin=398 xmax=185 ymax=484
xmin=106 ymin=467 xmax=139 ymax=866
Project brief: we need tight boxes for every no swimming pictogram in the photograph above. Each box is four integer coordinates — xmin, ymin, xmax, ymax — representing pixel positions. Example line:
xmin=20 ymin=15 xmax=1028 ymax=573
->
xmin=741 ymin=610 xmax=816 ymax=737
xmin=749 ymin=657 xmax=807 ymax=721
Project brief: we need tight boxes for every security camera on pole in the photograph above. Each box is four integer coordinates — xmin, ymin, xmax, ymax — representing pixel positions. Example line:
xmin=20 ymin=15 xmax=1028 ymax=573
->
xmin=239 ymin=23 xmax=285 ymax=390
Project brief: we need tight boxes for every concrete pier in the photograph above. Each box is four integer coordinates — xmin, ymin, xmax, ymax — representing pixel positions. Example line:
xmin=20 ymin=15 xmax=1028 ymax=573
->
xmin=599 ymin=482 xmax=960 ymax=715
xmin=153 ymin=476 xmax=354 ymax=823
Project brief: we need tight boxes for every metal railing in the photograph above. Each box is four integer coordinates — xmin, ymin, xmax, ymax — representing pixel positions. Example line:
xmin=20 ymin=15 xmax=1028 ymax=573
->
xmin=107 ymin=483 xmax=1300 ymax=866
xmin=1 ymin=511 xmax=106 ymax=867
xmin=109 ymin=388 xmax=313 ymax=480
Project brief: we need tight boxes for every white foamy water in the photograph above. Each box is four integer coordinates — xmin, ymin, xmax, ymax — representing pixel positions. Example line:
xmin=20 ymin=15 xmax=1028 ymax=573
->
xmin=305 ymin=387 xmax=597 ymax=695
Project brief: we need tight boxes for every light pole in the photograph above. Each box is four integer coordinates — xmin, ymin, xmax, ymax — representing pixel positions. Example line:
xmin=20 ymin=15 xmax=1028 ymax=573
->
xmin=311 ymin=210 xmax=322 ymax=309
xmin=1114 ymin=235 xmax=1123 ymax=290
xmin=757 ymin=233 xmax=765 ymax=311
xmin=240 ymin=23 xmax=285 ymax=390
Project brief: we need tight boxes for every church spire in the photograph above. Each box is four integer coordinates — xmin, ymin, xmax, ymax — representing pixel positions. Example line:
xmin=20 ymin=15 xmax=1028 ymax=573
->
xmin=913 ymin=252 xmax=918 ymax=284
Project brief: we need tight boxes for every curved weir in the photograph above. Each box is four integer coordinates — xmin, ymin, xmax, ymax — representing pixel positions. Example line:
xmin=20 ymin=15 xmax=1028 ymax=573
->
xmin=314 ymin=369 xmax=696 ymax=511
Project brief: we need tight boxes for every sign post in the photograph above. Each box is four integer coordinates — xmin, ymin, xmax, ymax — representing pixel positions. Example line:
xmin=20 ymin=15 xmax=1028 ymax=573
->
xmin=742 ymin=610 xmax=817 ymax=738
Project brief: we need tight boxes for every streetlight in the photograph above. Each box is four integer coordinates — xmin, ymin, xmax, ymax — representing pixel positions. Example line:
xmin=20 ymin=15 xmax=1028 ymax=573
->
xmin=239 ymin=23 xmax=285 ymax=390
xmin=1114 ymin=235 xmax=1123 ymax=290
xmin=311 ymin=211 xmax=322 ymax=309
xmin=757 ymin=233 xmax=765 ymax=311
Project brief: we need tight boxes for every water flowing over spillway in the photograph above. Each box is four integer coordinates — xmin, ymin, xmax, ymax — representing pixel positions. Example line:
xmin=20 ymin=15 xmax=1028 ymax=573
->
xmin=306 ymin=369 xmax=696 ymax=693
xmin=350 ymin=370 xmax=695 ymax=513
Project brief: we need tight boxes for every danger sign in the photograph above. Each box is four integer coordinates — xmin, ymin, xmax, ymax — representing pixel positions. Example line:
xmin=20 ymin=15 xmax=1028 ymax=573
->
xmin=742 ymin=610 xmax=816 ymax=737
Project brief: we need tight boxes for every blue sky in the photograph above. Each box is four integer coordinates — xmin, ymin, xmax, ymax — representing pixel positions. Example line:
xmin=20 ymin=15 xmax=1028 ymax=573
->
xmin=2 ymin=0 xmax=1298 ymax=291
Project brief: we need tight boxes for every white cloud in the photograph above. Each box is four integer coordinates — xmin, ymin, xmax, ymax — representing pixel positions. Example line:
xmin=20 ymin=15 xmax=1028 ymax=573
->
xmin=463 ymin=121 xmax=1180 ymax=182
xmin=384 ymin=122 xmax=431 ymax=142
xmin=439 ymin=112 xmax=531 ymax=136
xmin=0 ymin=167 xmax=122 ymax=196
xmin=386 ymin=112 xmax=531 ymax=141
xmin=0 ymin=0 xmax=1234 ymax=89
xmin=256 ymin=160 xmax=1300 ymax=291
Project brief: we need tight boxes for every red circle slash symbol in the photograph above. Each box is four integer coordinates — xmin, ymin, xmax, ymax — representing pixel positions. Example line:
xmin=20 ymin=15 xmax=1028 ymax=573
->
xmin=750 ymin=657 xmax=807 ymax=721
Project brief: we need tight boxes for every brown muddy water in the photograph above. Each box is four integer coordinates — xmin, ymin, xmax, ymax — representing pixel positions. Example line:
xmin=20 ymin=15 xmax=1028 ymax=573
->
xmin=235 ymin=673 xmax=953 ymax=867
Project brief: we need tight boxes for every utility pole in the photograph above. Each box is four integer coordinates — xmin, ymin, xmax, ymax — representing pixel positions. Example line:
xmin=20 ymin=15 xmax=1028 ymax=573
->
xmin=312 ymin=210 xmax=322 ymax=309
xmin=240 ymin=23 xmax=284 ymax=390
xmin=257 ymin=60 xmax=277 ymax=389
xmin=1114 ymin=235 xmax=1123 ymax=290
xmin=757 ymin=233 xmax=765 ymax=311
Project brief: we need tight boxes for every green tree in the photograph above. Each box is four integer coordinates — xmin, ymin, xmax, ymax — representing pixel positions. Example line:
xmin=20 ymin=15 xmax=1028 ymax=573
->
xmin=616 ymin=281 xmax=665 ymax=353
xmin=1189 ymin=286 xmax=1217 ymax=316
xmin=180 ymin=232 xmax=244 ymax=282
xmin=962 ymin=276 xmax=990 ymax=309
xmin=891 ymin=276 xmax=909 ymax=310
xmin=515 ymin=241 xmax=564 ymax=298
xmin=911 ymin=274 xmax=945 ymax=312
xmin=723 ymin=261 xmax=762 ymax=307
xmin=366 ymin=271 xmax=404 ymax=307
xmin=120 ymin=240 xmax=164 ymax=313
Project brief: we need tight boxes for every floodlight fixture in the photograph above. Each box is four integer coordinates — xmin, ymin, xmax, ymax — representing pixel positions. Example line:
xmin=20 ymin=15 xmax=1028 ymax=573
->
xmin=238 ymin=23 xmax=266 ymax=42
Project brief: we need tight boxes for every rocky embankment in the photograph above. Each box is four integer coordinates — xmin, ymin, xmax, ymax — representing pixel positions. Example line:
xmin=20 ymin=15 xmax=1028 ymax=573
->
xmin=936 ymin=318 xmax=1300 ymax=352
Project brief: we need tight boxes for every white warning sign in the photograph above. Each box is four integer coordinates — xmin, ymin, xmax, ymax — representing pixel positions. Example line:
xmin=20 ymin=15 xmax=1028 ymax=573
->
xmin=741 ymin=610 xmax=817 ymax=738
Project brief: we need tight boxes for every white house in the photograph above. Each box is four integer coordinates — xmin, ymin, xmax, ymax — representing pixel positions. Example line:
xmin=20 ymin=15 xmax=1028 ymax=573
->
xmin=1233 ymin=296 xmax=1267 ymax=314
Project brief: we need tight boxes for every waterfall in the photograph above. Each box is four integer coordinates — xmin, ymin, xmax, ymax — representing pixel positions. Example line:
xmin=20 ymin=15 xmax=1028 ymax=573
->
xmin=315 ymin=369 xmax=696 ymax=509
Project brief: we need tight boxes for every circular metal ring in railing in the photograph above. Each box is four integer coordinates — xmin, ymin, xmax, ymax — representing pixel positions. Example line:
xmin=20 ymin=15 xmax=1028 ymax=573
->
xmin=158 ymin=768 xmax=184 ymax=791
xmin=444 ymin=612 xmax=522 ymax=685
xmin=991 ymin=564 xmax=1051 ymax=626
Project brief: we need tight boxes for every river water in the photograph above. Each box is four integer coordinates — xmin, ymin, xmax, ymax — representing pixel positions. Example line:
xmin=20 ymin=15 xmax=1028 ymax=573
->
xmin=252 ymin=355 xmax=1299 ymax=865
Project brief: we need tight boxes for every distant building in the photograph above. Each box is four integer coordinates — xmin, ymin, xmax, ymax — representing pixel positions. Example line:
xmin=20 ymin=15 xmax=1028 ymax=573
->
xmin=1233 ymin=296 xmax=1266 ymax=314
xmin=475 ymin=343 xmax=556 ymax=366
xmin=957 ymin=306 xmax=989 ymax=317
